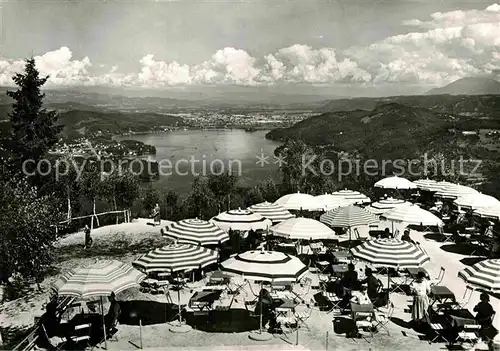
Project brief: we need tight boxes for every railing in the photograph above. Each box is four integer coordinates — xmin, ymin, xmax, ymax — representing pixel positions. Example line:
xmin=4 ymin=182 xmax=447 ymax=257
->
xmin=11 ymin=296 xmax=75 ymax=351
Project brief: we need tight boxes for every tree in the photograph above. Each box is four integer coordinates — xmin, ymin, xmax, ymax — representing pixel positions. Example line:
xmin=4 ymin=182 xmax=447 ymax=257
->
xmin=5 ymin=58 xmax=62 ymax=181
xmin=79 ymin=165 xmax=104 ymax=228
xmin=102 ymin=170 xmax=140 ymax=223
xmin=208 ymin=170 xmax=239 ymax=212
xmin=182 ymin=176 xmax=218 ymax=220
xmin=0 ymin=178 xmax=62 ymax=290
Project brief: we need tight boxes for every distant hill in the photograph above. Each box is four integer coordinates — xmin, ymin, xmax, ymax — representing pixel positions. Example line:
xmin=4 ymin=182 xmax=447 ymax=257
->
xmin=427 ymin=77 xmax=500 ymax=96
xmin=266 ymin=103 xmax=495 ymax=160
xmin=57 ymin=110 xmax=185 ymax=137
xmin=318 ymin=94 xmax=500 ymax=115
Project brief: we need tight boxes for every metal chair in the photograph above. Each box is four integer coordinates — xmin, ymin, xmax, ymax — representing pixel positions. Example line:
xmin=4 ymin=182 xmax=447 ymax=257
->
xmin=456 ymin=324 xmax=480 ymax=348
xmin=438 ymin=226 xmax=454 ymax=243
xmin=372 ymin=302 xmax=394 ymax=335
xmin=294 ymin=303 xmax=313 ymax=331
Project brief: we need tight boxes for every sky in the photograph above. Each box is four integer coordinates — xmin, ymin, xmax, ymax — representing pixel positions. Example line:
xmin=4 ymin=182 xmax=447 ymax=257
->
xmin=0 ymin=0 xmax=498 ymax=97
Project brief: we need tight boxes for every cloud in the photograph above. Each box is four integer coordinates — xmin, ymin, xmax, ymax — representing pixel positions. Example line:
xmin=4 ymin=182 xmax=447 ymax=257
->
xmin=0 ymin=3 xmax=498 ymax=88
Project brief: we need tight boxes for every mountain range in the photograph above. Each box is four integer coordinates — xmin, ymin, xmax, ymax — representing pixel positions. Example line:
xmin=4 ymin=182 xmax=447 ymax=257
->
xmin=427 ymin=77 xmax=500 ymax=96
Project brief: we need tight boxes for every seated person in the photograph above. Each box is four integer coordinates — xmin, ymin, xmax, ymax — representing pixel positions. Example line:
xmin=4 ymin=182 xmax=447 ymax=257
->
xmin=104 ymin=292 xmax=121 ymax=334
xmin=37 ymin=301 xmax=72 ymax=349
xmin=401 ymin=230 xmax=415 ymax=244
xmin=351 ymin=285 xmax=371 ymax=305
xmin=342 ymin=263 xmax=359 ymax=291
xmin=383 ymin=228 xmax=393 ymax=239
xmin=474 ymin=292 xmax=495 ymax=338
xmin=360 ymin=268 xmax=382 ymax=302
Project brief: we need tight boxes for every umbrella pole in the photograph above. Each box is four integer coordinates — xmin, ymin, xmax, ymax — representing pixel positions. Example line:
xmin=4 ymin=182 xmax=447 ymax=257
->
xmin=259 ymin=281 xmax=263 ymax=333
xmin=101 ymin=296 xmax=108 ymax=350
xmin=178 ymin=287 xmax=182 ymax=325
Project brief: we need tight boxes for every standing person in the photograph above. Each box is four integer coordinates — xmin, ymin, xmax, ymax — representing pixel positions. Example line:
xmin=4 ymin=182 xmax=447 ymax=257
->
xmin=360 ymin=268 xmax=382 ymax=302
xmin=473 ymin=292 xmax=495 ymax=340
xmin=410 ymin=271 xmax=431 ymax=327
xmin=152 ymin=203 xmax=161 ymax=226
xmin=84 ymin=224 xmax=93 ymax=249
xmin=104 ymin=292 xmax=121 ymax=335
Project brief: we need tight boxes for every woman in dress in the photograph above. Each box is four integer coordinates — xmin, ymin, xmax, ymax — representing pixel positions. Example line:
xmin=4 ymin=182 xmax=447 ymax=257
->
xmin=410 ymin=271 xmax=431 ymax=326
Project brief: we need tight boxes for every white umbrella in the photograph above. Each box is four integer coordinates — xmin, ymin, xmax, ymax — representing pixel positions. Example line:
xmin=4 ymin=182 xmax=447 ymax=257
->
xmin=210 ymin=208 xmax=272 ymax=232
xmin=270 ymin=217 xmax=336 ymax=240
xmin=473 ymin=205 xmax=500 ymax=220
xmin=331 ymin=189 xmax=371 ymax=204
xmin=381 ymin=204 xmax=443 ymax=227
xmin=221 ymin=249 xmax=307 ymax=341
xmin=412 ymin=178 xmax=441 ymax=192
xmin=163 ymin=218 xmax=229 ymax=246
xmin=435 ymin=183 xmax=478 ymax=199
xmin=315 ymin=193 xmax=352 ymax=211
xmin=454 ymin=193 xmax=500 ymax=211
xmin=274 ymin=192 xmax=320 ymax=211
xmin=365 ymin=198 xmax=412 ymax=216
xmin=247 ymin=202 xmax=295 ymax=223
xmin=320 ymin=205 xmax=379 ymax=228
xmin=374 ymin=176 xmax=417 ymax=190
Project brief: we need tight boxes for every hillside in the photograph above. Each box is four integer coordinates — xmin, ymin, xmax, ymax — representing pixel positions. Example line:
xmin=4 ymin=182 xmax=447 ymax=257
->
xmin=318 ymin=94 xmax=500 ymax=115
xmin=427 ymin=77 xmax=500 ymax=96
xmin=57 ymin=109 xmax=185 ymax=137
xmin=266 ymin=103 xmax=493 ymax=160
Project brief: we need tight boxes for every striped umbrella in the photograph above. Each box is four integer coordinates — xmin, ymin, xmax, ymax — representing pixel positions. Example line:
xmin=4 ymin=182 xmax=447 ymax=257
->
xmin=331 ymin=189 xmax=371 ymax=204
xmin=54 ymin=259 xmax=145 ymax=298
xmin=210 ymin=208 xmax=273 ymax=232
xmin=459 ymin=259 xmax=500 ymax=293
xmin=351 ymin=239 xmax=430 ymax=268
xmin=374 ymin=176 xmax=417 ymax=190
xmin=320 ymin=205 xmax=379 ymax=228
xmin=274 ymin=192 xmax=320 ymax=211
xmin=381 ymin=204 xmax=444 ymax=227
xmin=454 ymin=193 xmax=500 ymax=211
xmin=247 ymin=202 xmax=295 ymax=223
xmin=366 ymin=198 xmax=412 ymax=216
xmin=270 ymin=217 xmax=336 ymax=240
xmin=220 ymin=249 xmax=307 ymax=283
xmin=163 ymin=218 xmax=229 ymax=246
xmin=132 ymin=244 xmax=218 ymax=274
xmin=413 ymin=178 xmax=440 ymax=192
xmin=315 ymin=193 xmax=352 ymax=211
xmin=473 ymin=205 xmax=500 ymax=220
xmin=435 ymin=183 xmax=478 ymax=199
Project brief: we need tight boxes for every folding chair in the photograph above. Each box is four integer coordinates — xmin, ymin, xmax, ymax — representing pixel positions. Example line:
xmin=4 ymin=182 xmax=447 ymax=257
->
xmin=354 ymin=228 xmax=369 ymax=243
xmin=293 ymin=277 xmax=312 ymax=303
xmin=70 ymin=323 xmax=91 ymax=347
xmin=393 ymin=229 xmax=400 ymax=240
xmin=294 ymin=303 xmax=313 ymax=331
xmin=372 ymin=302 xmax=394 ymax=335
xmin=429 ymin=321 xmax=453 ymax=344
xmin=355 ymin=312 xmax=374 ymax=340
xmin=162 ymin=285 xmax=174 ymax=304
xmin=432 ymin=267 xmax=446 ymax=286
xmin=322 ymin=291 xmax=343 ymax=314
xmin=456 ymin=324 xmax=480 ymax=348
xmin=438 ymin=226 xmax=454 ymax=243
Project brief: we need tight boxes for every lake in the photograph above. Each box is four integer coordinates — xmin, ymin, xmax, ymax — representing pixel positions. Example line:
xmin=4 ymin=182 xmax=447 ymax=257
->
xmin=115 ymin=129 xmax=282 ymax=195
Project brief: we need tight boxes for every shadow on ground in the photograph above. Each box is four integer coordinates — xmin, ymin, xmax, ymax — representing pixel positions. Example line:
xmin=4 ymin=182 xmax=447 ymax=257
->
xmin=440 ymin=244 xmax=479 ymax=256
xmin=186 ymin=308 xmax=259 ymax=333
xmin=55 ymin=236 xmax=172 ymax=263
xmin=119 ymin=300 xmax=178 ymax=325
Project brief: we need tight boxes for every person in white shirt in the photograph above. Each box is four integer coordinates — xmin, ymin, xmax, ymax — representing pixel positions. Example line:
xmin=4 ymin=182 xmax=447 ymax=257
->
xmin=410 ymin=271 xmax=431 ymax=325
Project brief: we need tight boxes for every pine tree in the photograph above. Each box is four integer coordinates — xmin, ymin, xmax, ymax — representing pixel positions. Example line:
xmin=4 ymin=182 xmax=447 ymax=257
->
xmin=6 ymin=58 xmax=62 ymax=176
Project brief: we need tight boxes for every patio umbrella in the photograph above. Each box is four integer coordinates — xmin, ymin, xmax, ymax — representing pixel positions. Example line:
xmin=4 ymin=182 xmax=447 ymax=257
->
xmin=381 ymin=204 xmax=444 ymax=228
xmin=315 ymin=193 xmax=352 ymax=211
xmin=454 ymin=193 xmax=500 ymax=211
xmin=330 ymin=189 xmax=371 ymax=205
xmin=220 ymin=249 xmax=307 ymax=341
xmin=412 ymin=178 xmax=440 ymax=192
xmin=247 ymin=201 xmax=295 ymax=223
xmin=319 ymin=205 xmax=378 ymax=247
xmin=163 ymin=218 xmax=229 ymax=246
xmin=133 ymin=244 xmax=218 ymax=333
xmin=270 ymin=217 xmax=336 ymax=240
xmin=320 ymin=205 xmax=378 ymax=228
xmin=210 ymin=208 xmax=273 ymax=232
xmin=365 ymin=198 xmax=412 ymax=216
xmin=53 ymin=259 xmax=145 ymax=348
xmin=473 ymin=205 xmax=500 ymax=220
xmin=351 ymin=239 xmax=430 ymax=269
xmin=435 ymin=183 xmax=478 ymax=200
xmin=374 ymin=176 xmax=417 ymax=190
xmin=458 ymin=259 xmax=500 ymax=294
xmin=351 ymin=239 xmax=430 ymax=289
xmin=132 ymin=244 xmax=218 ymax=274
xmin=274 ymin=192 xmax=320 ymax=211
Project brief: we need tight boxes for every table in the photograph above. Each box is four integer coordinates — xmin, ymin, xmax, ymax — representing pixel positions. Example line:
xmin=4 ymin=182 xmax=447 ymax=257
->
xmin=447 ymin=309 xmax=476 ymax=328
xmin=332 ymin=251 xmax=352 ymax=263
xmin=350 ymin=302 xmax=373 ymax=321
xmin=190 ymin=290 xmax=223 ymax=311
xmin=208 ymin=271 xmax=230 ymax=285
xmin=276 ymin=298 xmax=297 ymax=316
xmin=430 ymin=285 xmax=456 ymax=306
